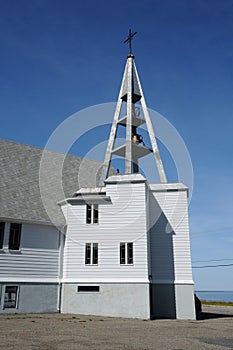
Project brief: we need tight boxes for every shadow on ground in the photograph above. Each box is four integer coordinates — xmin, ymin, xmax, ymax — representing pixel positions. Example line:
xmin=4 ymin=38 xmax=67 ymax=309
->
xmin=197 ymin=311 xmax=233 ymax=320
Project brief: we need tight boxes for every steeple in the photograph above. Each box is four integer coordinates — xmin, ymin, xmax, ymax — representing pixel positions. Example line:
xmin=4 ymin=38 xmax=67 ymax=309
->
xmin=100 ymin=32 xmax=167 ymax=183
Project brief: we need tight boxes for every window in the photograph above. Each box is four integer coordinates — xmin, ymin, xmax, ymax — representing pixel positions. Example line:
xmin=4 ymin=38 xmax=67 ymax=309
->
xmin=127 ymin=242 xmax=133 ymax=264
xmin=0 ymin=222 xmax=5 ymax=249
xmin=9 ymin=223 xmax=22 ymax=250
xmin=86 ymin=205 xmax=92 ymax=224
xmin=86 ymin=204 xmax=99 ymax=224
xmin=4 ymin=286 xmax=19 ymax=309
xmin=120 ymin=243 xmax=125 ymax=264
xmin=85 ymin=243 xmax=98 ymax=265
xmin=120 ymin=242 xmax=133 ymax=265
xmin=77 ymin=286 xmax=99 ymax=292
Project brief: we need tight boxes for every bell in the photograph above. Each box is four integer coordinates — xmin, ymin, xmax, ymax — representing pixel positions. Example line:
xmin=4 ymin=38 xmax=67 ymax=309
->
xmin=132 ymin=133 xmax=142 ymax=144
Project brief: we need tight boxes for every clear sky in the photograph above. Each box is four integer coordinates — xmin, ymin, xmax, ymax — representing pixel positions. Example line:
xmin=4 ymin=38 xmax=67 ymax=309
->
xmin=1 ymin=0 xmax=233 ymax=290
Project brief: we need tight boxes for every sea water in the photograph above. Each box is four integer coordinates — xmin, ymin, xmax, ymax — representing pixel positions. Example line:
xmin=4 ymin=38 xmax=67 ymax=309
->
xmin=195 ymin=291 xmax=233 ymax=302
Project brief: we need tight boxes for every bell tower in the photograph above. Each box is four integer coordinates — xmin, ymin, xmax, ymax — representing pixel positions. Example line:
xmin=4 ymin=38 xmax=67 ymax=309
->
xmin=60 ymin=31 xmax=196 ymax=321
xmin=100 ymin=30 xmax=167 ymax=184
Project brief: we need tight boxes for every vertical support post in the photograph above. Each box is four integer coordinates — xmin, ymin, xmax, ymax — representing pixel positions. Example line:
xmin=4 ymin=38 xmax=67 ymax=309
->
xmin=125 ymin=57 xmax=133 ymax=174
xmin=99 ymin=99 xmax=123 ymax=184
xmin=99 ymin=61 xmax=128 ymax=185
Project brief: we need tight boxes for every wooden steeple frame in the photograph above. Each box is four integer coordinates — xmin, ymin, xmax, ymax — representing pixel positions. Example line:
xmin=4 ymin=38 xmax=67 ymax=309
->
xmin=100 ymin=53 xmax=167 ymax=184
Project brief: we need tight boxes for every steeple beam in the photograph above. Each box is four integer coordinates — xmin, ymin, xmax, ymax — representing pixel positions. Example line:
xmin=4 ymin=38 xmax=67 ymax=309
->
xmin=133 ymin=62 xmax=167 ymax=183
xmin=99 ymin=62 xmax=128 ymax=184
xmin=125 ymin=56 xmax=133 ymax=173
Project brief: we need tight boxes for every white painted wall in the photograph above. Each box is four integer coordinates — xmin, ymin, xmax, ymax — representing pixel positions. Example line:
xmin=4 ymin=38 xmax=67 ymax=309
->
xmin=149 ymin=187 xmax=193 ymax=284
xmin=62 ymin=179 xmax=149 ymax=283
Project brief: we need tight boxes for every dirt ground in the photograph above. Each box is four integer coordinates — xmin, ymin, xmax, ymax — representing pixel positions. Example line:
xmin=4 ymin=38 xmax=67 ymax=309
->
xmin=0 ymin=305 xmax=232 ymax=350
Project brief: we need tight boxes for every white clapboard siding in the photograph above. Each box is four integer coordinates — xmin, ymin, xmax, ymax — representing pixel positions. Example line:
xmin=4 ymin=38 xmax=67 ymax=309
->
xmin=0 ymin=223 xmax=60 ymax=282
xmin=149 ymin=188 xmax=193 ymax=283
xmin=62 ymin=181 xmax=149 ymax=282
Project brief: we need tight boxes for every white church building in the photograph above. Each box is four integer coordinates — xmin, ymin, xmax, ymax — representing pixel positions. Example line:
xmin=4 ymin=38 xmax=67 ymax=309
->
xmin=0 ymin=43 xmax=196 ymax=319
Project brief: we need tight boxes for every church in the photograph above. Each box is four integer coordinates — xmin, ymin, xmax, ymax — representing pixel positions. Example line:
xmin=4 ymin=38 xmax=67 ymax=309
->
xmin=0 ymin=35 xmax=196 ymax=319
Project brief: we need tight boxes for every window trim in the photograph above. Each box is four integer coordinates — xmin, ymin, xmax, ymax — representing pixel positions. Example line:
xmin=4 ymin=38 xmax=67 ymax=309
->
xmin=120 ymin=242 xmax=134 ymax=265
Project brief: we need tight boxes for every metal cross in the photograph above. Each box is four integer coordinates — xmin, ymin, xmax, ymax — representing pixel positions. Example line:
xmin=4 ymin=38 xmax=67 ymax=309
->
xmin=124 ymin=29 xmax=137 ymax=55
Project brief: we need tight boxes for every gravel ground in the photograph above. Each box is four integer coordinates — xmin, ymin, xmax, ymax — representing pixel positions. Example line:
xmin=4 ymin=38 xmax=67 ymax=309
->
xmin=0 ymin=305 xmax=232 ymax=350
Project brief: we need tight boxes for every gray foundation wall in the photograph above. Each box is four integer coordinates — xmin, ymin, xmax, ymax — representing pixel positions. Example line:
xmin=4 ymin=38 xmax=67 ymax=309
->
xmin=61 ymin=283 xmax=150 ymax=319
xmin=175 ymin=284 xmax=196 ymax=319
xmin=150 ymin=284 xmax=176 ymax=319
xmin=0 ymin=283 xmax=59 ymax=314
xmin=150 ymin=283 xmax=196 ymax=320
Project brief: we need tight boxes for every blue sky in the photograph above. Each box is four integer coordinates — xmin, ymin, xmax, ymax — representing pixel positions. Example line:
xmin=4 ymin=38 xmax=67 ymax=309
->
xmin=1 ymin=0 xmax=233 ymax=290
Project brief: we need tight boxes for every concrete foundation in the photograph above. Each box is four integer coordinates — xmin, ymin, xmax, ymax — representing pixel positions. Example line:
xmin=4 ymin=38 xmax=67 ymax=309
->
xmin=0 ymin=283 xmax=59 ymax=314
xmin=175 ymin=284 xmax=196 ymax=319
xmin=61 ymin=283 xmax=150 ymax=319
xmin=150 ymin=284 xmax=176 ymax=319
xmin=150 ymin=283 xmax=195 ymax=319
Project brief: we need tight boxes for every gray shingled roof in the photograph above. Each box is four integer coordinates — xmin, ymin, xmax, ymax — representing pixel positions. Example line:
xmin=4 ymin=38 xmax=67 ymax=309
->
xmin=0 ymin=139 xmax=105 ymax=229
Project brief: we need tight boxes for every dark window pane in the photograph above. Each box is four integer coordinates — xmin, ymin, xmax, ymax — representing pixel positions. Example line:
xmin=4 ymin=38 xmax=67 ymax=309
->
xmin=9 ymin=224 xmax=21 ymax=250
xmin=127 ymin=243 xmax=133 ymax=264
xmin=4 ymin=286 xmax=18 ymax=308
xmin=86 ymin=205 xmax=92 ymax=224
xmin=93 ymin=243 xmax=98 ymax=264
xmin=0 ymin=222 xmax=5 ymax=249
xmin=120 ymin=243 xmax=125 ymax=264
xmin=93 ymin=204 xmax=99 ymax=224
xmin=78 ymin=286 xmax=99 ymax=292
xmin=85 ymin=243 xmax=91 ymax=264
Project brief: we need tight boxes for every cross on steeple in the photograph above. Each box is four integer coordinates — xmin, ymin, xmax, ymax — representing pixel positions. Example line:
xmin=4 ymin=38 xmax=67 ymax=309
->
xmin=123 ymin=29 xmax=137 ymax=55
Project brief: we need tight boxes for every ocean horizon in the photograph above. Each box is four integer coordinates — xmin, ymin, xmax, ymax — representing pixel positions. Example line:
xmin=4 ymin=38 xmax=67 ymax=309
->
xmin=195 ymin=290 xmax=233 ymax=302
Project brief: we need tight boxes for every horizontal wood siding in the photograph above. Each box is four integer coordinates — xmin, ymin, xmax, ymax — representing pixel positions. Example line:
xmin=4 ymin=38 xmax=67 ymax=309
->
xmin=63 ymin=182 xmax=149 ymax=282
xmin=0 ymin=223 xmax=60 ymax=282
xmin=149 ymin=190 xmax=193 ymax=283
